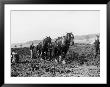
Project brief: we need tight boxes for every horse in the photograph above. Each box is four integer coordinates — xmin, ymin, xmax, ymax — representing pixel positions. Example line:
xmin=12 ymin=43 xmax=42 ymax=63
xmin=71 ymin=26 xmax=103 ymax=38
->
xmin=52 ymin=32 xmax=74 ymax=63
xmin=36 ymin=42 xmax=43 ymax=58
xmin=42 ymin=36 xmax=52 ymax=60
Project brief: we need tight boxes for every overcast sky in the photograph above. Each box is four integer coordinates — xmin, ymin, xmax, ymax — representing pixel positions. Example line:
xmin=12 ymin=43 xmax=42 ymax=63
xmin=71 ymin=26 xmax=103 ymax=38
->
xmin=11 ymin=11 xmax=100 ymax=43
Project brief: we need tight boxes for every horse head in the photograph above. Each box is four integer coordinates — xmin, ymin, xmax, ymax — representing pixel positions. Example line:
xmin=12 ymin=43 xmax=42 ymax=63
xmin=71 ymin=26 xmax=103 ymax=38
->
xmin=64 ymin=32 xmax=74 ymax=46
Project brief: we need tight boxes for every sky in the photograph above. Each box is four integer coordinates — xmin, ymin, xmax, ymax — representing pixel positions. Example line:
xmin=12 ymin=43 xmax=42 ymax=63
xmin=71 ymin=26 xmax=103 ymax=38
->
xmin=11 ymin=11 xmax=100 ymax=43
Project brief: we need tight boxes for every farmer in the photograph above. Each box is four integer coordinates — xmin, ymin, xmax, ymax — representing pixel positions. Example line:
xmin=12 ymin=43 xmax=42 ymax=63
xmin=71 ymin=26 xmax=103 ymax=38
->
xmin=30 ymin=42 xmax=35 ymax=59
xmin=94 ymin=35 xmax=100 ymax=58
xmin=11 ymin=51 xmax=19 ymax=63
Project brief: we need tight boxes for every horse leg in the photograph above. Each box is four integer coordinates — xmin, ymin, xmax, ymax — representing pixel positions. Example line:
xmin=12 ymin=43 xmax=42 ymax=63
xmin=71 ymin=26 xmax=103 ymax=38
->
xmin=41 ymin=50 xmax=43 ymax=59
xmin=48 ymin=50 xmax=51 ymax=61
xmin=30 ymin=50 xmax=32 ymax=58
xmin=95 ymin=47 xmax=98 ymax=58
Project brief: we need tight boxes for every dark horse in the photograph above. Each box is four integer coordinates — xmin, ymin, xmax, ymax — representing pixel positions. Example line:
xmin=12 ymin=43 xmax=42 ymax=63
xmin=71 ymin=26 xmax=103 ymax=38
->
xmin=52 ymin=33 xmax=74 ymax=63
xmin=36 ymin=42 xmax=43 ymax=58
xmin=42 ymin=36 xmax=52 ymax=60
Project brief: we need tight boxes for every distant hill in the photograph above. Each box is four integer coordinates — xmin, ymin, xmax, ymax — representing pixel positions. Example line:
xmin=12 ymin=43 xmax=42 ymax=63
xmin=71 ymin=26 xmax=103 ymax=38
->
xmin=11 ymin=33 xmax=99 ymax=48
xmin=75 ymin=34 xmax=99 ymax=40
xmin=11 ymin=40 xmax=42 ymax=48
xmin=74 ymin=33 xmax=99 ymax=44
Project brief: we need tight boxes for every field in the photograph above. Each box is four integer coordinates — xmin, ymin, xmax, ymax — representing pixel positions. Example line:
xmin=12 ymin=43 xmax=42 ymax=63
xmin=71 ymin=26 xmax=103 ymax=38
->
xmin=11 ymin=43 xmax=100 ymax=77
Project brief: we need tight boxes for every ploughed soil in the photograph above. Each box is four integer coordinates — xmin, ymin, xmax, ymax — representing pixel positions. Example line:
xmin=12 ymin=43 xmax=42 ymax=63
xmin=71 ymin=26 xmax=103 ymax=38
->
xmin=11 ymin=43 xmax=100 ymax=77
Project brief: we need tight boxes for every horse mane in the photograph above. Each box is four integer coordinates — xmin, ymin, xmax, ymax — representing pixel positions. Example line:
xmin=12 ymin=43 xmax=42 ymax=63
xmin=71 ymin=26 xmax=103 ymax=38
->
xmin=43 ymin=36 xmax=52 ymax=47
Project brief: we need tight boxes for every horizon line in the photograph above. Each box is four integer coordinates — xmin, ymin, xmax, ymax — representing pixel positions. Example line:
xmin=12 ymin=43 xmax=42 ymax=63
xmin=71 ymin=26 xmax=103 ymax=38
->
xmin=11 ymin=33 xmax=99 ymax=45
